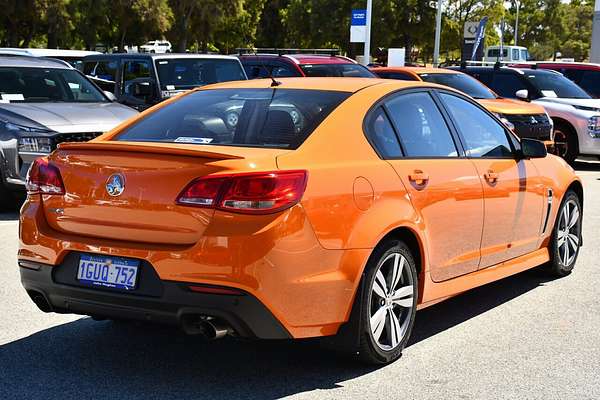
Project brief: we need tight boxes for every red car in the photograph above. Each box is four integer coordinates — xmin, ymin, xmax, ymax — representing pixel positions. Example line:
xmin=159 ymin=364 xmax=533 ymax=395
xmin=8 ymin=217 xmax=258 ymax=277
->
xmin=238 ymin=50 xmax=376 ymax=79
xmin=513 ymin=62 xmax=600 ymax=98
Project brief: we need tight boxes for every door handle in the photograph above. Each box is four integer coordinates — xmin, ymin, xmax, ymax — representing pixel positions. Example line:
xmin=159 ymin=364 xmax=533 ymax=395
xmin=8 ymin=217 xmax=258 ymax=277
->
xmin=484 ymin=170 xmax=499 ymax=183
xmin=409 ymin=170 xmax=429 ymax=186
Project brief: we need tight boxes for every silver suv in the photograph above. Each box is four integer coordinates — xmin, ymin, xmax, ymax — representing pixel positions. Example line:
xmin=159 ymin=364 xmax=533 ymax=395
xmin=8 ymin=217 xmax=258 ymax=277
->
xmin=0 ymin=56 xmax=138 ymax=207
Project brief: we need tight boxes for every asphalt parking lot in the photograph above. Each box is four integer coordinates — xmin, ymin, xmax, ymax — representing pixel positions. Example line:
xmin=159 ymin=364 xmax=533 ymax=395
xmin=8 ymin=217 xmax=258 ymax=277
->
xmin=1 ymin=162 xmax=599 ymax=400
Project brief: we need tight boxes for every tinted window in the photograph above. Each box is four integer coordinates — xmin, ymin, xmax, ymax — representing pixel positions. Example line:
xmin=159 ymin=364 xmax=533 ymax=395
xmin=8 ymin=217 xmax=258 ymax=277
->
xmin=117 ymin=89 xmax=350 ymax=149
xmin=385 ymin=92 xmax=458 ymax=157
xmin=471 ymin=70 xmax=493 ymax=86
xmin=84 ymin=60 xmax=118 ymax=92
xmin=419 ymin=73 xmax=496 ymax=99
xmin=441 ymin=93 xmax=513 ymax=158
xmin=491 ymin=73 xmax=527 ymax=98
xmin=243 ymin=63 xmax=301 ymax=79
xmin=579 ymin=70 xmax=600 ymax=98
xmin=488 ymin=49 xmax=508 ymax=58
xmin=122 ymin=60 xmax=151 ymax=95
xmin=365 ymin=107 xmax=402 ymax=158
xmin=0 ymin=67 xmax=106 ymax=103
xmin=525 ymin=70 xmax=591 ymax=99
xmin=300 ymin=64 xmax=375 ymax=78
xmin=155 ymin=58 xmax=246 ymax=90
xmin=374 ymin=71 xmax=417 ymax=81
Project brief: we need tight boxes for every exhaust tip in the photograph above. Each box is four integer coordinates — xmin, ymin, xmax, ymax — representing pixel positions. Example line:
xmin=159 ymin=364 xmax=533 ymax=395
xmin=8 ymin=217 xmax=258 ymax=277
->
xmin=27 ymin=290 xmax=52 ymax=312
xmin=180 ymin=315 xmax=231 ymax=339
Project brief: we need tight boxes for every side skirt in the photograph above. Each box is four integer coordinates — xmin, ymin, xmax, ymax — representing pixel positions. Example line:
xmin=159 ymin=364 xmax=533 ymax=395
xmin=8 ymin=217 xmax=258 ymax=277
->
xmin=418 ymin=247 xmax=550 ymax=309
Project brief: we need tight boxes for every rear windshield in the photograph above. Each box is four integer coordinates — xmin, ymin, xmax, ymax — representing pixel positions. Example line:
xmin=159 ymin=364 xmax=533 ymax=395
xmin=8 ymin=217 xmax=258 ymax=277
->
xmin=300 ymin=64 xmax=375 ymax=78
xmin=419 ymin=73 xmax=496 ymax=99
xmin=116 ymin=88 xmax=350 ymax=149
xmin=155 ymin=58 xmax=246 ymax=90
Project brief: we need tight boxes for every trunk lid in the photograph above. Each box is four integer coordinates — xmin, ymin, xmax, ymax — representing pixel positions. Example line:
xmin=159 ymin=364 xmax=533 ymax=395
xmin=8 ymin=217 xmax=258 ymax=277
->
xmin=43 ymin=141 xmax=288 ymax=245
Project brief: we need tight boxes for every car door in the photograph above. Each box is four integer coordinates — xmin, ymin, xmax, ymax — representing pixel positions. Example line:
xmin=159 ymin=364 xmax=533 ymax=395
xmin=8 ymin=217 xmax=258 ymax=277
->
xmin=439 ymin=92 xmax=546 ymax=268
xmin=373 ymin=90 xmax=485 ymax=282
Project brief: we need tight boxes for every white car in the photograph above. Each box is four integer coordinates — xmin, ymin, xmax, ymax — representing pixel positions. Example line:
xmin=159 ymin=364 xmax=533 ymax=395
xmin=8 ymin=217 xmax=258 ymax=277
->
xmin=456 ymin=66 xmax=600 ymax=163
xmin=139 ymin=40 xmax=172 ymax=54
xmin=483 ymin=45 xmax=530 ymax=63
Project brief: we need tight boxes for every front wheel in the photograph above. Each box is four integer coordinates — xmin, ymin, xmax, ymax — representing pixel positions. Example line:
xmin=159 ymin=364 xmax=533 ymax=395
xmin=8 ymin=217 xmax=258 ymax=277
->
xmin=545 ymin=190 xmax=582 ymax=277
xmin=358 ymin=239 xmax=418 ymax=364
xmin=552 ymin=122 xmax=578 ymax=165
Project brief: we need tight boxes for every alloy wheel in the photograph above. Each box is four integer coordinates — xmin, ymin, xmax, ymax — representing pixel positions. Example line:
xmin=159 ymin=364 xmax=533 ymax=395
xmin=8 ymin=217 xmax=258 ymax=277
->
xmin=369 ymin=252 xmax=415 ymax=351
xmin=557 ymin=199 xmax=580 ymax=267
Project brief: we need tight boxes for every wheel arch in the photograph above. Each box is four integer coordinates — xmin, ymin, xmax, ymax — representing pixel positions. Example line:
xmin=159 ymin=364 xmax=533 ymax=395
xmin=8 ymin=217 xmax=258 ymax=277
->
xmin=566 ymin=179 xmax=584 ymax=209
xmin=552 ymin=117 xmax=579 ymax=144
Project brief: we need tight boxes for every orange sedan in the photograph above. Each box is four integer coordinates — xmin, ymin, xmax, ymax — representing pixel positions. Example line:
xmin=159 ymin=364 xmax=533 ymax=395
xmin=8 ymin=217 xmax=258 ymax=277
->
xmin=19 ymin=78 xmax=583 ymax=364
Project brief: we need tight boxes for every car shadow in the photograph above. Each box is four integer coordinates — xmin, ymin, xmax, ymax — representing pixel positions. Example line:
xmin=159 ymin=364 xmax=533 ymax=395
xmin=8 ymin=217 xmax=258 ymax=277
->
xmin=573 ymin=160 xmax=600 ymax=172
xmin=0 ymin=268 xmax=558 ymax=400
xmin=0 ymin=211 xmax=19 ymax=221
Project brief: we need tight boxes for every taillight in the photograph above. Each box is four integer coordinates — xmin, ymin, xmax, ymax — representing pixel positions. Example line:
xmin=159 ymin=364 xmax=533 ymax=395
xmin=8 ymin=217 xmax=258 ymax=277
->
xmin=26 ymin=158 xmax=65 ymax=195
xmin=176 ymin=170 xmax=307 ymax=215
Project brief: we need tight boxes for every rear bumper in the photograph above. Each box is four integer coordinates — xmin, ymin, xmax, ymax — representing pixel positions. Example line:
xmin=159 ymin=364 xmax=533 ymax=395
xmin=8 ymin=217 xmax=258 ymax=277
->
xmin=19 ymin=260 xmax=291 ymax=339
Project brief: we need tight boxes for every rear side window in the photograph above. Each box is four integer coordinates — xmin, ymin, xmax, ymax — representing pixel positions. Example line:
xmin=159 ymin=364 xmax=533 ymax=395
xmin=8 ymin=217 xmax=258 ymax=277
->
xmin=491 ymin=73 xmax=527 ymax=98
xmin=579 ymin=70 xmax=600 ymax=98
xmin=300 ymin=64 xmax=375 ymax=78
xmin=243 ymin=62 xmax=301 ymax=79
xmin=84 ymin=60 xmax=118 ymax=92
xmin=116 ymin=88 xmax=350 ymax=149
xmin=440 ymin=93 xmax=513 ymax=158
xmin=365 ymin=107 xmax=403 ymax=158
xmin=385 ymin=92 xmax=458 ymax=157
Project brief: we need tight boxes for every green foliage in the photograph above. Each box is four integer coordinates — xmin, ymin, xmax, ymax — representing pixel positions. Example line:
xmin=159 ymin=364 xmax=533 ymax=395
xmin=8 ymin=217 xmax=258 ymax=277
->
xmin=0 ymin=0 xmax=594 ymax=62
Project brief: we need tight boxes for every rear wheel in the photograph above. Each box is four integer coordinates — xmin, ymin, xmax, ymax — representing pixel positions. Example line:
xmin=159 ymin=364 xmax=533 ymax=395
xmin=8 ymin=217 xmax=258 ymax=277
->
xmin=358 ymin=239 xmax=418 ymax=364
xmin=545 ymin=190 xmax=582 ymax=277
xmin=552 ymin=122 xmax=578 ymax=164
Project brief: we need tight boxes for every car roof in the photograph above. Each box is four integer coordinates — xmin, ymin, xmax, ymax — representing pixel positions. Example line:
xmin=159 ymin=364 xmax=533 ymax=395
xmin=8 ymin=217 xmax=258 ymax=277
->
xmin=0 ymin=48 xmax=101 ymax=58
xmin=83 ymin=53 xmax=240 ymax=61
xmin=374 ymin=66 xmax=462 ymax=75
xmin=195 ymin=77 xmax=444 ymax=93
xmin=238 ymin=53 xmax=356 ymax=65
xmin=533 ymin=61 xmax=600 ymax=70
xmin=0 ymin=55 xmax=72 ymax=69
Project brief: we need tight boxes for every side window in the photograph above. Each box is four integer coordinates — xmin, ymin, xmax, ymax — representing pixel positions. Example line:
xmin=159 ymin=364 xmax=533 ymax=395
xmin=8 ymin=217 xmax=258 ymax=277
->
xmin=512 ymin=49 xmax=519 ymax=60
xmin=440 ymin=93 xmax=513 ymax=158
xmin=491 ymin=73 xmax=527 ymax=98
xmin=84 ymin=61 xmax=118 ymax=92
xmin=272 ymin=63 xmax=301 ymax=78
xmin=472 ymin=71 xmax=493 ymax=86
xmin=365 ymin=107 xmax=402 ymax=158
xmin=385 ymin=92 xmax=458 ymax=157
xmin=375 ymin=72 xmax=417 ymax=81
xmin=578 ymin=71 xmax=600 ymax=98
xmin=121 ymin=60 xmax=151 ymax=95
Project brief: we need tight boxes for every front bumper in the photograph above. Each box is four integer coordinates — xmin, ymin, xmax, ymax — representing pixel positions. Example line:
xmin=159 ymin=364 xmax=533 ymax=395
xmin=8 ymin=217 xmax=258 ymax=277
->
xmin=19 ymin=259 xmax=291 ymax=339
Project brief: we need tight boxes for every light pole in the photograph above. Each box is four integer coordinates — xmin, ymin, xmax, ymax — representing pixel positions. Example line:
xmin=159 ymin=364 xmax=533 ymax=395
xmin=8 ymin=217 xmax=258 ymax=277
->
xmin=363 ymin=0 xmax=373 ymax=65
xmin=592 ymin=0 xmax=600 ymax=62
xmin=433 ymin=0 xmax=443 ymax=67
xmin=514 ymin=0 xmax=520 ymax=46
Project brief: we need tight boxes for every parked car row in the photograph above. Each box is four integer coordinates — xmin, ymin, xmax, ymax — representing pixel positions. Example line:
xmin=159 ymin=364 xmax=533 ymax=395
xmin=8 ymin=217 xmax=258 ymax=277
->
xmin=2 ymin=47 xmax=600 ymax=209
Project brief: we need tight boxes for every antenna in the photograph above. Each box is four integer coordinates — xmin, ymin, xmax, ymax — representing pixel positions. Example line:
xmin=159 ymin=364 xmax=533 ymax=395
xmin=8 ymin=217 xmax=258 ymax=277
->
xmin=249 ymin=48 xmax=281 ymax=87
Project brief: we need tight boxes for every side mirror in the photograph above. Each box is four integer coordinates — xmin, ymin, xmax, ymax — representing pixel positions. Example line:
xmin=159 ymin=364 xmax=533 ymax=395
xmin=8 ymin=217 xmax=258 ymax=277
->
xmin=132 ymin=81 xmax=153 ymax=98
xmin=520 ymin=138 xmax=547 ymax=159
xmin=515 ymin=89 xmax=529 ymax=101
xmin=103 ymin=91 xmax=117 ymax=101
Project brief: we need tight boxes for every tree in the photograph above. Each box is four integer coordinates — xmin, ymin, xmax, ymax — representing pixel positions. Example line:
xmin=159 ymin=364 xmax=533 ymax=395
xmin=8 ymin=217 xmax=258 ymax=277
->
xmin=0 ymin=0 xmax=45 ymax=47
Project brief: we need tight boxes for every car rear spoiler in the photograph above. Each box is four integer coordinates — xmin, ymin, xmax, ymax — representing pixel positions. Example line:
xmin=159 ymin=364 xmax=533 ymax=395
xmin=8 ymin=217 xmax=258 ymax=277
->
xmin=57 ymin=141 xmax=245 ymax=160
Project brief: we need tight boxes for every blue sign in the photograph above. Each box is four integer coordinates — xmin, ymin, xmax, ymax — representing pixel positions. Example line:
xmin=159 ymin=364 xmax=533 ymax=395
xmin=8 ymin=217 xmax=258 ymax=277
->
xmin=471 ymin=17 xmax=489 ymax=61
xmin=351 ymin=9 xmax=367 ymax=26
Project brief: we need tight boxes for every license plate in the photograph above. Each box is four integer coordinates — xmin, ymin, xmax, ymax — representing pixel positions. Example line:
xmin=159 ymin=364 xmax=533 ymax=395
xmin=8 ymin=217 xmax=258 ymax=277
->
xmin=77 ymin=254 xmax=140 ymax=291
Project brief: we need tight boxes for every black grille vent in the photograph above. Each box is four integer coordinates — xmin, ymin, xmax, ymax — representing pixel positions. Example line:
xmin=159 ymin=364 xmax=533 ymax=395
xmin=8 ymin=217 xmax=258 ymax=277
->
xmin=53 ymin=132 xmax=103 ymax=148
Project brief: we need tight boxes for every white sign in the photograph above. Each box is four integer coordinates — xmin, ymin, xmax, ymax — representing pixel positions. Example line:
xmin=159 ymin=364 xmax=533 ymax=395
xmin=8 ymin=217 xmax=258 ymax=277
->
xmin=350 ymin=26 xmax=366 ymax=43
xmin=388 ymin=48 xmax=406 ymax=67
xmin=464 ymin=21 xmax=479 ymax=39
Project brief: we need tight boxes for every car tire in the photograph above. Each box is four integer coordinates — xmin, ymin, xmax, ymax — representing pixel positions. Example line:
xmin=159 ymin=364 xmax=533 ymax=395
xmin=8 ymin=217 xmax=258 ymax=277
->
xmin=552 ymin=122 xmax=578 ymax=165
xmin=357 ymin=239 xmax=418 ymax=364
xmin=545 ymin=190 xmax=582 ymax=277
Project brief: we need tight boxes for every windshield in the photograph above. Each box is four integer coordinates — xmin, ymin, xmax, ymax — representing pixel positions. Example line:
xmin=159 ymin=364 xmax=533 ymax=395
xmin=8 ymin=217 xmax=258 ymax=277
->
xmin=419 ymin=73 xmax=496 ymax=99
xmin=526 ymin=70 xmax=591 ymax=99
xmin=155 ymin=59 xmax=246 ymax=90
xmin=300 ymin=64 xmax=375 ymax=78
xmin=0 ymin=66 xmax=107 ymax=103
xmin=116 ymin=88 xmax=350 ymax=149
